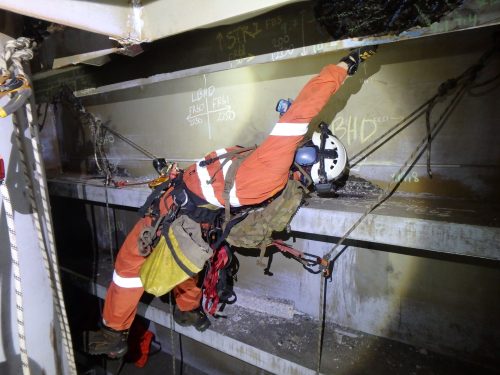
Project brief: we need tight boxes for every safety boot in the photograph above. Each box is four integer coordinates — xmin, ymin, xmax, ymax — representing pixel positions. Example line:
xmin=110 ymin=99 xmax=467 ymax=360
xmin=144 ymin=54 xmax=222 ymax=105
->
xmin=86 ymin=325 xmax=129 ymax=358
xmin=340 ymin=45 xmax=378 ymax=75
xmin=173 ymin=307 xmax=211 ymax=332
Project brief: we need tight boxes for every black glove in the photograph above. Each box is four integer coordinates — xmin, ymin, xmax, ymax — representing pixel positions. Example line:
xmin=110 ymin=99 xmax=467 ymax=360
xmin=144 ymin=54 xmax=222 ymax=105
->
xmin=340 ymin=45 xmax=378 ymax=76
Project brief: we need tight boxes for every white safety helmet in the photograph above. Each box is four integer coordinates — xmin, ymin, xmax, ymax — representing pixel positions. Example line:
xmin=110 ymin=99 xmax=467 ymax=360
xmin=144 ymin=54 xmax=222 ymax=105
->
xmin=294 ymin=123 xmax=348 ymax=192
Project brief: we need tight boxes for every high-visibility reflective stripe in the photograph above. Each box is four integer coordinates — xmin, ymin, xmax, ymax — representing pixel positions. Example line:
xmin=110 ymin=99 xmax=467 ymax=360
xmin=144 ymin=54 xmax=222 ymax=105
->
xmin=196 ymin=148 xmax=243 ymax=207
xmin=215 ymin=148 xmax=243 ymax=207
xmin=217 ymin=148 xmax=231 ymax=179
xmin=196 ymin=157 xmax=223 ymax=207
xmin=229 ymin=182 xmax=241 ymax=207
xmin=112 ymin=270 xmax=143 ymax=288
xmin=216 ymin=149 xmax=241 ymax=207
xmin=270 ymin=122 xmax=308 ymax=136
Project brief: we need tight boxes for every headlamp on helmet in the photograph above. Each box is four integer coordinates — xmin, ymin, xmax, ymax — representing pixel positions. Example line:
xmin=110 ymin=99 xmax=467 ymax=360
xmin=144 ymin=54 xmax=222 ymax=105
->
xmin=275 ymin=98 xmax=293 ymax=117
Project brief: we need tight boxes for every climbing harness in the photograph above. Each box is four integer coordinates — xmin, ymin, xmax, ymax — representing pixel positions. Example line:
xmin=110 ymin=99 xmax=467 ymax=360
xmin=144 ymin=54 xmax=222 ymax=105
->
xmin=314 ymin=42 xmax=500 ymax=374
xmin=1 ymin=37 xmax=77 ymax=374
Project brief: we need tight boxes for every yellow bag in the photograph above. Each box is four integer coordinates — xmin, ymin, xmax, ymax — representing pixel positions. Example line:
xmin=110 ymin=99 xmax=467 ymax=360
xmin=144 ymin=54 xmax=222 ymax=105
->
xmin=140 ymin=215 xmax=212 ymax=297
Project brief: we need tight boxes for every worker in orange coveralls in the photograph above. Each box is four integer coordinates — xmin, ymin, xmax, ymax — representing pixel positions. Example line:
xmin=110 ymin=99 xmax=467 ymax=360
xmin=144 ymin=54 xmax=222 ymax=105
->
xmin=86 ymin=46 xmax=377 ymax=358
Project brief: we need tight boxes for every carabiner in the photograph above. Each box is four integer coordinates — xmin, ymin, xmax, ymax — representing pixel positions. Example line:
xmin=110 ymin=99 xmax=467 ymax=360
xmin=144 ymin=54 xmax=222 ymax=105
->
xmin=0 ymin=76 xmax=32 ymax=118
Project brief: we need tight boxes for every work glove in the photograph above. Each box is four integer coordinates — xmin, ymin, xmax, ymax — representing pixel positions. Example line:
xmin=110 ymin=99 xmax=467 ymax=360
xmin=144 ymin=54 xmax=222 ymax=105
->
xmin=340 ymin=45 xmax=378 ymax=76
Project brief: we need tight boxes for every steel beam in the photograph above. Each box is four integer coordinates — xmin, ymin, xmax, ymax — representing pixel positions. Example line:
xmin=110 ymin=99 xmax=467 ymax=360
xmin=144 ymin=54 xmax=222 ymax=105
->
xmin=0 ymin=0 xmax=299 ymax=43
xmin=48 ymin=177 xmax=500 ymax=261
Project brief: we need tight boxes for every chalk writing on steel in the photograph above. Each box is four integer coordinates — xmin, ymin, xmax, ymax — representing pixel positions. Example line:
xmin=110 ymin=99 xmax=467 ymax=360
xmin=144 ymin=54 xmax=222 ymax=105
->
xmin=391 ymin=171 xmax=420 ymax=183
xmin=186 ymin=75 xmax=236 ymax=139
xmin=216 ymin=22 xmax=262 ymax=61
xmin=332 ymin=115 xmax=378 ymax=146
xmin=332 ymin=115 xmax=404 ymax=146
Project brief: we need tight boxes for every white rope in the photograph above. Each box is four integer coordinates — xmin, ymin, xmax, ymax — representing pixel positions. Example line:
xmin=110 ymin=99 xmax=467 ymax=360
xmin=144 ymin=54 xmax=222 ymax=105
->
xmin=1 ymin=36 xmax=31 ymax=375
xmin=23 ymin=101 xmax=78 ymax=374
xmin=2 ymin=37 xmax=77 ymax=374
xmin=0 ymin=184 xmax=30 ymax=375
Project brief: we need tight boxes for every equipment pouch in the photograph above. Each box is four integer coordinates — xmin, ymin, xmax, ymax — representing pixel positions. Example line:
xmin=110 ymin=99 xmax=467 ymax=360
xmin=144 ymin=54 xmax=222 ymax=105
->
xmin=226 ymin=179 xmax=305 ymax=249
xmin=140 ymin=215 xmax=213 ymax=297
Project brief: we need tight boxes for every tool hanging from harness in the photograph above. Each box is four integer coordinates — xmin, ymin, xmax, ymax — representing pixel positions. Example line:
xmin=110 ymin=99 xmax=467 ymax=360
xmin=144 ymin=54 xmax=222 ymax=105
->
xmin=137 ymin=164 xmax=182 ymax=256
xmin=208 ymin=144 xmax=334 ymax=277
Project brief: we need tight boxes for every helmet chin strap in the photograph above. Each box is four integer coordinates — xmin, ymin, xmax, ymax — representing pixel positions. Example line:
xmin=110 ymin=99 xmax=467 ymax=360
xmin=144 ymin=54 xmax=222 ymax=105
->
xmin=293 ymin=162 xmax=313 ymax=188
xmin=317 ymin=122 xmax=332 ymax=185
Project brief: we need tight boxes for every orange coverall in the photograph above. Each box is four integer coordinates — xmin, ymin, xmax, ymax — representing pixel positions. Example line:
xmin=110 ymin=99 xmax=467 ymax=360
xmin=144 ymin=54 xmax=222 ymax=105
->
xmin=103 ymin=64 xmax=347 ymax=330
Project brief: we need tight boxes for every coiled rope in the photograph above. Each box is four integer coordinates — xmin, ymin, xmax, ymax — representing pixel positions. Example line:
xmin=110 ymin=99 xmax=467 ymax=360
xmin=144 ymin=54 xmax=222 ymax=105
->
xmin=1 ymin=37 xmax=77 ymax=374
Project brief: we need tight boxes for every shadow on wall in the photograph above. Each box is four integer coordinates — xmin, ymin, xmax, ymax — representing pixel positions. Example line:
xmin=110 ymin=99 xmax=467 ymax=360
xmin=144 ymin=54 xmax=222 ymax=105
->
xmin=309 ymin=52 xmax=383 ymax=139
xmin=292 ymin=230 xmax=500 ymax=371
xmin=348 ymin=241 xmax=500 ymax=370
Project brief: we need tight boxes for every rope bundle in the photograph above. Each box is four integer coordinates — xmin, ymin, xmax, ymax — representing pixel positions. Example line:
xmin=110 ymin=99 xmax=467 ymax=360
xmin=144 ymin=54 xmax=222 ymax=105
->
xmin=1 ymin=37 xmax=77 ymax=375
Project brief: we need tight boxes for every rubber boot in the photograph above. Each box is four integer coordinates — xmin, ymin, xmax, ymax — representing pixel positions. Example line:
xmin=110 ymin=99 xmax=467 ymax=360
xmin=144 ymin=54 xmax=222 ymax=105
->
xmin=173 ymin=307 xmax=211 ymax=332
xmin=86 ymin=325 xmax=129 ymax=358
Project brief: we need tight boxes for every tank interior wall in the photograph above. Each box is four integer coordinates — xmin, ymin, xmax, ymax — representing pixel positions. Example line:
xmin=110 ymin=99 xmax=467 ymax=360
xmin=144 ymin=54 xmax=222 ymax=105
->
xmin=45 ymin=25 xmax=500 ymax=369
xmin=46 ymin=27 xmax=500 ymax=202
xmin=49 ymin=196 xmax=500 ymax=368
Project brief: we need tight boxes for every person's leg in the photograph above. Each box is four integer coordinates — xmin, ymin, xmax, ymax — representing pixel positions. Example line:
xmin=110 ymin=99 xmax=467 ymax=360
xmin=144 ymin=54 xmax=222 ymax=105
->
xmin=102 ymin=217 xmax=150 ymax=330
xmin=172 ymin=276 xmax=210 ymax=331
xmin=87 ymin=216 xmax=151 ymax=357
xmin=173 ymin=275 xmax=202 ymax=311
